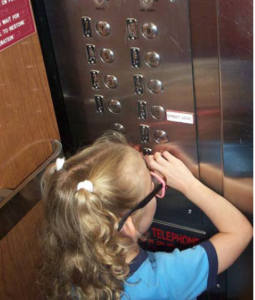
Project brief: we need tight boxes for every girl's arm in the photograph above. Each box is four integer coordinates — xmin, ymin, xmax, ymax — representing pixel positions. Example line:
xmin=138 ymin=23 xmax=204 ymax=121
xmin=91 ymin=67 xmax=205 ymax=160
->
xmin=147 ymin=151 xmax=253 ymax=274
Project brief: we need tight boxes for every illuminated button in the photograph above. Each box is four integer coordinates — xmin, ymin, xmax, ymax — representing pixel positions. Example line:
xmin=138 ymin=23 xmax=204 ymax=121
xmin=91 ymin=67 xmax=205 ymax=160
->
xmin=94 ymin=0 xmax=105 ymax=6
xmin=105 ymin=75 xmax=118 ymax=89
xmin=148 ymin=79 xmax=163 ymax=94
xmin=142 ymin=23 xmax=158 ymax=39
xmin=96 ymin=21 xmax=111 ymax=36
xmin=101 ymin=48 xmax=115 ymax=63
xmin=112 ymin=123 xmax=125 ymax=133
xmin=145 ymin=52 xmax=160 ymax=67
xmin=151 ymin=106 xmax=165 ymax=120
xmin=108 ymin=99 xmax=122 ymax=114
xmin=154 ymin=130 xmax=168 ymax=144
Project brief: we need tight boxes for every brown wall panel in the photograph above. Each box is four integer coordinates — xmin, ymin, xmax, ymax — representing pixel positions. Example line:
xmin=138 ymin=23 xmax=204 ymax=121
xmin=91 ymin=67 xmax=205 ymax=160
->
xmin=0 ymin=24 xmax=59 ymax=189
xmin=0 ymin=201 xmax=44 ymax=300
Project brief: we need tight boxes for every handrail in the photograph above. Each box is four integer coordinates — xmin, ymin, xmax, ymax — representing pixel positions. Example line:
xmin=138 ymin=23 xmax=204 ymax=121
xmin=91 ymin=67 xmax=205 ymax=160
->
xmin=0 ymin=139 xmax=62 ymax=210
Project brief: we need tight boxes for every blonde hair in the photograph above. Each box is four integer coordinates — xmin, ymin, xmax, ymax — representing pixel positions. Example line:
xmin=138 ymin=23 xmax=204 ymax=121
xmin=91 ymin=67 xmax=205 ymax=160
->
xmin=40 ymin=131 xmax=146 ymax=300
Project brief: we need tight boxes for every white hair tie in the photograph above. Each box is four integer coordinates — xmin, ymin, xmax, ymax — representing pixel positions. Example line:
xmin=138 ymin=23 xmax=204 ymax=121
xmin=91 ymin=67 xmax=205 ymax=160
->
xmin=77 ymin=180 xmax=94 ymax=193
xmin=56 ymin=158 xmax=65 ymax=171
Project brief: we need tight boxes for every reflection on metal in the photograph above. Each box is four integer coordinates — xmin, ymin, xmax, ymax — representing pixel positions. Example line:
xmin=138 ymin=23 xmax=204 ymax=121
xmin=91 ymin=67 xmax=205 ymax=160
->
xmin=154 ymin=130 xmax=168 ymax=144
xmin=190 ymin=0 xmax=253 ymax=214
xmin=218 ymin=0 xmax=253 ymax=214
xmin=0 ymin=140 xmax=62 ymax=240
xmin=111 ymin=123 xmax=125 ymax=133
xmin=148 ymin=79 xmax=163 ymax=94
xmin=96 ymin=21 xmax=111 ymax=36
xmin=142 ymin=22 xmax=158 ymax=39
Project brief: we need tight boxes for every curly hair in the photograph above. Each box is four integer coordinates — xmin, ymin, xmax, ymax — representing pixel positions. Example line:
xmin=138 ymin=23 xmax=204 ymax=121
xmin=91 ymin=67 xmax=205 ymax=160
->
xmin=40 ymin=132 xmax=147 ymax=300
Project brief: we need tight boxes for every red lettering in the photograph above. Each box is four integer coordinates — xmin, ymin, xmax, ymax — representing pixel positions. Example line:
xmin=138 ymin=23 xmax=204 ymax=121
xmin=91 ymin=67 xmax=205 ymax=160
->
xmin=156 ymin=240 xmax=165 ymax=246
xmin=150 ymin=227 xmax=201 ymax=247
xmin=165 ymin=231 xmax=173 ymax=242
xmin=151 ymin=227 xmax=158 ymax=237
xmin=183 ymin=235 xmax=189 ymax=244
xmin=157 ymin=229 xmax=164 ymax=239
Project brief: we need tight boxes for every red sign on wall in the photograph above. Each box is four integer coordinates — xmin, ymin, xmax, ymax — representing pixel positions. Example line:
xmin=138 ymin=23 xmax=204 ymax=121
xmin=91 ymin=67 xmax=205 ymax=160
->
xmin=0 ymin=0 xmax=36 ymax=52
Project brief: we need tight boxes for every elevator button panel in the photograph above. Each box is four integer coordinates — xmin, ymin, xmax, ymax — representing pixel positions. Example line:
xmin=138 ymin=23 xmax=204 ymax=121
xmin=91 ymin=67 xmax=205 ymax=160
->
xmin=134 ymin=75 xmax=144 ymax=94
xmin=101 ymin=48 xmax=115 ymax=63
xmin=82 ymin=17 xmax=92 ymax=37
xmin=145 ymin=52 xmax=161 ymax=68
xmin=86 ymin=44 xmax=96 ymax=64
xmin=91 ymin=70 xmax=100 ymax=89
xmin=142 ymin=22 xmax=158 ymax=39
xmin=151 ymin=105 xmax=165 ymax=120
xmin=137 ymin=100 xmax=147 ymax=120
xmin=130 ymin=47 xmax=140 ymax=68
xmin=154 ymin=130 xmax=168 ymax=143
xmin=126 ymin=18 xmax=138 ymax=40
xmin=112 ymin=123 xmax=125 ymax=133
xmin=108 ymin=99 xmax=122 ymax=114
xmin=148 ymin=79 xmax=163 ymax=94
xmin=105 ymin=75 xmax=118 ymax=89
xmin=96 ymin=21 xmax=111 ymax=36
xmin=95 ymin=95 xmax=104 ymax=113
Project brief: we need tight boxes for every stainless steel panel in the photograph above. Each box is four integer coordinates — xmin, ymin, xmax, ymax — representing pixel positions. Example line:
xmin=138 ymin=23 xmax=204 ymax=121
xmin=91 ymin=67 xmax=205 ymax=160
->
xmin=44 ymin=0 xmax=199 ymax=180
xmin=218 ymin=0 xmax=253 ymax=214
xmin=189 ymin=0 xmax=223 ymax=195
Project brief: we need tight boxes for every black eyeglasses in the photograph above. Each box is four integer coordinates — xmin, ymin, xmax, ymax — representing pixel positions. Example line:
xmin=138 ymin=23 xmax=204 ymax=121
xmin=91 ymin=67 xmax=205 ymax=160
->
xmin=118 ymin=172 xmax=166 ymax=231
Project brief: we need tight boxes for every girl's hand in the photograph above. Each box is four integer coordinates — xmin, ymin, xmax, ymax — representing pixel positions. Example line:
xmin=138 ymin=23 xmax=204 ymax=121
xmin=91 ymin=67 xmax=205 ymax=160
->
xmin=146 ymin=151 xmax=196 ymax=195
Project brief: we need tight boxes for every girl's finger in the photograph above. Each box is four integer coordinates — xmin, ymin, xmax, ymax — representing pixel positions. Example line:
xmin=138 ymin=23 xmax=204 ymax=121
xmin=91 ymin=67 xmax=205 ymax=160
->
xmin=154 ymin=152 xmax=169 ymax=166
xmin=147 ymin=155 xmax=166 ymax=174
xmin=162 ymin=151 xmax=178 ymax=163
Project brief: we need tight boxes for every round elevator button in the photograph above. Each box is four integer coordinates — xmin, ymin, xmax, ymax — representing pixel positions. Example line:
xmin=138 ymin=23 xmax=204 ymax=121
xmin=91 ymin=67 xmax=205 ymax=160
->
xmin=140 ymin=0 xmax=153 ymax=6
xmin=101 ymin=48 xmax=115 ymax=63
xmin=105 ymin=75 xmax=118 ymax=89
xmin=151 ymin=106 xmax=165 ymax=120
xmin=145 ymin=52 xmax=161 ymax=67
xmin=143 ymin=0 xmax=153 ymax=5
xmin=154 ymin=130 xmax=168 ymax=144
xmin=148 ymin=79 xmax=163 ymax=94
xmin=142 ymin=23 xmax=158 ymax=39
xmin=94 ymin=0 xmax=105 ymax=6
xmin=108 ymin=99 xmax=122 ymax=114
xmin=112 ymin=123 xmax=125 ymax=134
xmin=96 ymin=21 xmax=111 ymax=36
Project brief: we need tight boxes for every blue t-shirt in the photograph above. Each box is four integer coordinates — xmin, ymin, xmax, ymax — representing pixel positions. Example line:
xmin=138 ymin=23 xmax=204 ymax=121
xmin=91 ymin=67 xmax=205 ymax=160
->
xmin=122 ymin=241 xmax=218 ymax=300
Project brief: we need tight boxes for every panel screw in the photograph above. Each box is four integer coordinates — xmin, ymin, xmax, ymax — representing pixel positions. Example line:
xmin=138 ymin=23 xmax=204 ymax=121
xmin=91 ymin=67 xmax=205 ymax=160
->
xmin=170 ymin=0 xmax=176 ymax=2
xmin=217 ymin=284 xmax=221 ymax=289
xmin=188 ymin=209 xmax=192 ymax=214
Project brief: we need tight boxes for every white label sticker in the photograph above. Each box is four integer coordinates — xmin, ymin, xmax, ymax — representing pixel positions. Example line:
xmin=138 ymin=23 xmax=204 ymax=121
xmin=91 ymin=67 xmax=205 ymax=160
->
xmin=166 ymin=110 xmax=194 ymax=124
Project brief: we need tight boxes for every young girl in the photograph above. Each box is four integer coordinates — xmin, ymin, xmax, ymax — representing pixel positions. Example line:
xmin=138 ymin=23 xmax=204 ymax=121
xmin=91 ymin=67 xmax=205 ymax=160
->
xmin=40 ymin=131 xmax=252 ymax=300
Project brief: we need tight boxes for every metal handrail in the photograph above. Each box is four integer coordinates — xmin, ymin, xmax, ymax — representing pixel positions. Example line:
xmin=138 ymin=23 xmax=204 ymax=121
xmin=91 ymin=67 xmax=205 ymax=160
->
xmin=0 ymin=139 xmax=62 ymax=210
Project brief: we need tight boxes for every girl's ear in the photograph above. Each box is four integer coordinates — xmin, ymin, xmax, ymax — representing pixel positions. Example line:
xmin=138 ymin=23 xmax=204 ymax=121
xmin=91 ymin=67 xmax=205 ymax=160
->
xmin=120 ymin=216 xmax=136 ymax=239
